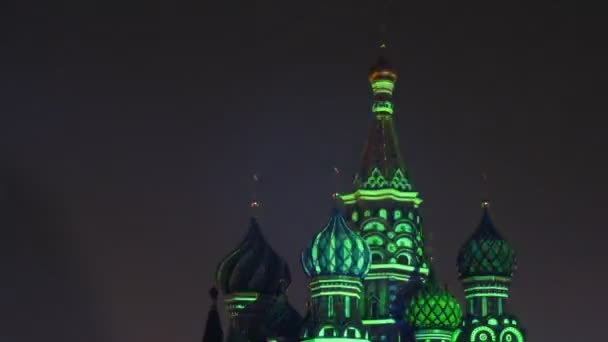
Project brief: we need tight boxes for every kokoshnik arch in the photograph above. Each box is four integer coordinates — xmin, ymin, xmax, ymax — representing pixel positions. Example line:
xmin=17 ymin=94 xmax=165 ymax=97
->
xmin=201 ymin=52 xmax=527 ymax=342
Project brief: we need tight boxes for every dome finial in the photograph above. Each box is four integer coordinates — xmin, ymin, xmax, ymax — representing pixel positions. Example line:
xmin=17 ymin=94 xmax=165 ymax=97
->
xmin=481 ymin=172 xmax=490 ymax=208
xmin=250 ymin=173 xmax=261 ymax=214
xmin=331 ymin=166 xmax=341 ymax=202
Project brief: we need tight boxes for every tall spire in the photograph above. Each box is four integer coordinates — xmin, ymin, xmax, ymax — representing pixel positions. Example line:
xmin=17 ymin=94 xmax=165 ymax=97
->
xmin=351 ymin=50 xmax=414 ymax=195
xmin=338 ymin=48 xmax=428 ymax=342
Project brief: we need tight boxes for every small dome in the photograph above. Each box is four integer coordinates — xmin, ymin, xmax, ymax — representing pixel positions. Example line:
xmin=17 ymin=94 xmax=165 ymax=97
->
xmin=301 ymin=209 xmax=371 ymax=278
xmin=216 ymin=218 xmax=291 ymax=295
xmin=408 ymin=272 xmax=462 ymax=331
xmin=457 ymin=204 xmax=516 ymax=278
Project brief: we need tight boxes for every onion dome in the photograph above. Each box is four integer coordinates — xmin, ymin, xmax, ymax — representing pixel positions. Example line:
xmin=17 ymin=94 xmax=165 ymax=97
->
xmin=216 ymin=217 xmax=291 ymax=294
xmin=457 ymin=202 xmax=517 ymax=278
xmin=301 ymin=209 xmax=372 ymax=278
xmin=408 ymin=272 xmax=463 ymax=331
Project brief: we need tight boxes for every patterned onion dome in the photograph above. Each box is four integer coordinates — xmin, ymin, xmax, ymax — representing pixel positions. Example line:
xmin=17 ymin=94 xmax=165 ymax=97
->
xmin=408 ymin=272 xmax=463 ymax=331
xmin=457 ymin=203 xmax=517 ymax=278
xmin=301 ymin=209 xmax=372 ymax=278
xmin=216 ymin=217 xmax=291 ymax=295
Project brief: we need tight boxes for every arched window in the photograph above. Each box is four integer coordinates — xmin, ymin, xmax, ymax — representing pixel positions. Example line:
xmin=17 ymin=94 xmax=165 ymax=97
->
xmin=365 ymin=235 xmax=385 ymax=247
xmin=396 ymin=237 xmax=413 ymax=248
xmin=370 ymin=297 xmax=379 ymax=318
xmin=394 ymin=222 xmax=414 ymax=233
xmin=371 ymin=252 xmax=383 ymax=263
xmin=396 ymin=253 xmax=411 ymax=265
xmin=319 ymin=325 xmax=336 ymax=337
xmin=363 ymin=221 xmax=386 ymax=232
xmin=344 ymin=327 xmax=362 ymax=338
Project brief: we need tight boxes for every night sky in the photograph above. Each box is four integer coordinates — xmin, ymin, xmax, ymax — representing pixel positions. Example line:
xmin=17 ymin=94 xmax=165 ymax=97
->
xmin=1 ymin=1 xmax=607 ymax=341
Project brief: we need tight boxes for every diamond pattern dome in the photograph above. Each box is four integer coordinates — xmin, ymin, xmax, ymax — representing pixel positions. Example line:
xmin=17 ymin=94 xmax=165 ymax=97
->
xmin=408 ymin=272 xmax=462 ymax=331
xmin=301 ymin=209 xmax=372 ymax=278
xmin=457 ymin=205 xmax=516 ymax=278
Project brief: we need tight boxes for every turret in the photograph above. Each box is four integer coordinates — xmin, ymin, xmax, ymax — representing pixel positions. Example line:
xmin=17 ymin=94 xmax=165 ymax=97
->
xmin=338 ymin=49 xmax=429 ymax=342
xmin=300 ymin=208 xmax=372 ymax=342
xmin=454 ymin=202 xmax=526 ymax=342
xmin=216 ymin=217 xmax=293 ymax=342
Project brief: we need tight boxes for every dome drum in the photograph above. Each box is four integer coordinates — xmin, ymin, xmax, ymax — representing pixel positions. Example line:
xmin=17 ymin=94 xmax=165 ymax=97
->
xmin=414 ymin=329 xmax=454 ymax=341
xmin=308 ymin=276 xmax=364 ymax=300
xmin=462 ymin=278 xmax=511 ymax=301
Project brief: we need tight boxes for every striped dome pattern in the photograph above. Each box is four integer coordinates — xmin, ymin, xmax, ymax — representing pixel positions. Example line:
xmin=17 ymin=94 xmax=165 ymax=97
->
xmin=216 ymin=218 xmax=291 ymax=294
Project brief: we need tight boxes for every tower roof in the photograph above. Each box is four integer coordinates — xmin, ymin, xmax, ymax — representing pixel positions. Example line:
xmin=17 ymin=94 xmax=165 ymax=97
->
xmin=354 ymin=55 xmax=413 ymax=193
xmin=457 ymin=202 xmax=517 ymax=279
xmin=216 ymin=217 xmax=291 ymax=294
xmin=408 ymin=271 xmax=462 ymax=331
xmin=301 ymin=208 xmax=372 ymax=278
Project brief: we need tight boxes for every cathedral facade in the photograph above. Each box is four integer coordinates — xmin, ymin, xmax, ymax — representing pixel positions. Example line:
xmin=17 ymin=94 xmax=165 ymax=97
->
xmin=202 ymin=55 xmax=526 ymax=342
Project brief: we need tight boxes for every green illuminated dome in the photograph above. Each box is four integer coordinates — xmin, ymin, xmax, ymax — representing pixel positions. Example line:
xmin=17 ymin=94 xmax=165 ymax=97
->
xmin=301 ymin=209 xmax=372 ymax=278
xmin=457 ymin=203 xmax=517 ymax=278
xmin=408 ymin=272 xmax=463 ymax=331
xmin=216 ymin=217 xmax=291 ymax=294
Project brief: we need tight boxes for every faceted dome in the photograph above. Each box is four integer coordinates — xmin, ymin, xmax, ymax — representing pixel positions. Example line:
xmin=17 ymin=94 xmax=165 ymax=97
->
xmin=408 ymin=272 xmax=462 ymax=331
xmin=457 ymin=204 xmax=517 ymax=278
xmin=301 ymin=209 xmax=371 ymax=278
xmin=216 ymin=218 xmax=291 ymax=294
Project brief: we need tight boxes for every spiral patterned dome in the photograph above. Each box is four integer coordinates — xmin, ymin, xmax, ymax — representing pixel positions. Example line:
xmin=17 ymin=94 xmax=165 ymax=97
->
xmin=457 ymin=203 xmax=516 ymax=279
xmin=301 ymin=209 xmax=371 ymax=278
xmin=408 ymin=272 xmax=463 ymax=331
xmin=216 ymin=217 xmax=291 ymax=295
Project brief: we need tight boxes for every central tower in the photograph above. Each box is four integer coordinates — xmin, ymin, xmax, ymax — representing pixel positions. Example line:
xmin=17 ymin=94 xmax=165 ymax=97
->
xmin=339 ymin=53 xmax=430 ymax=341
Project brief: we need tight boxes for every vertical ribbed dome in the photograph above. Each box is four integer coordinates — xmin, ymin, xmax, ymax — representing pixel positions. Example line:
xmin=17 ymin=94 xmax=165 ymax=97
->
xmin=216 ymin=218 xmax=291 ymax=294
xmin=457 ymin=204 xmax=516 ymax=278
xmin=408 ymin=272 xmax=462 ymax=331
xmin=301 ymin=209 xmax=372 ymax=278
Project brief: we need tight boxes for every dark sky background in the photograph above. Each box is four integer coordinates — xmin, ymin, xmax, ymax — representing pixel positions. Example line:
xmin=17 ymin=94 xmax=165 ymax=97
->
xmin=1 ymin=1 xmax=607 ymax=341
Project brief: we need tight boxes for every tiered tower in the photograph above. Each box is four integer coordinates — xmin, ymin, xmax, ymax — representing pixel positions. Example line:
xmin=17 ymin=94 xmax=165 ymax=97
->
xmin=339 ymin=53 xmax=429 ymax=341
xmin=455 ymin=202 xmax=525 ymax=342
xmin=300 ymin=209 xmax=372 ymax=342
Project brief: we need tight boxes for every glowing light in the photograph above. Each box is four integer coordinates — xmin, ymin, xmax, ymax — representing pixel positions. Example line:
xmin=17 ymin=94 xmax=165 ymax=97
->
xmin=362 ymin=319 xmax=396 ymax=325
xmin=311 ymin=291 xmax=361 ymax=299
